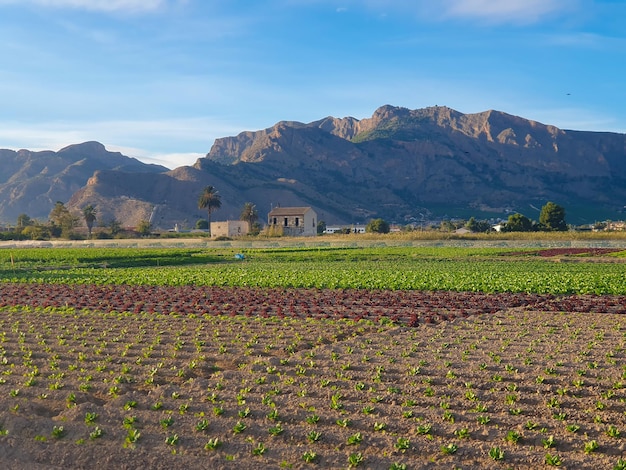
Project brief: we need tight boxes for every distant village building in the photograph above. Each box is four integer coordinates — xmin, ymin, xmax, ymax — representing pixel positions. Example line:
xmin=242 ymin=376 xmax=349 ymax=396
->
xmin=267 ymin=206 xmax=317 ymax=236
xmin=324 ymin=225 xmax=366 ymax=234
xmin=605 ymin=221 xmax=626 ymax=231
xmin=210 ymin=220 xmax=249 ymax=238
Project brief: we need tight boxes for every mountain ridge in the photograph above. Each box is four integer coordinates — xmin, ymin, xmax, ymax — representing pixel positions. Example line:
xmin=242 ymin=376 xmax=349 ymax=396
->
xmin=0 ymin=141 xmax=168 ymax=224
xmin=2 ymin=105 xmax=625 ymax=228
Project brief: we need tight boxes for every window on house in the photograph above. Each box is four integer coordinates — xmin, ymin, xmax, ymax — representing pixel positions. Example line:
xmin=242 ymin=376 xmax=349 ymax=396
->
xmin=272 ymin=217 xmax=277 ymax=225
xmin=284 ymin=217 xmax=288 ymax=227
xmin=295 ymin=217 xmax=299 ymax=227
xmin=312 ymin=218 xmax=315 ymax=227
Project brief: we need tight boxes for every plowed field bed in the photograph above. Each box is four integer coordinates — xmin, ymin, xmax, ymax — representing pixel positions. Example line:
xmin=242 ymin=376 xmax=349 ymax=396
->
xmin=1 ymin=283 xmax=626 ymax=326
xmin=1 ymin=285 xmax=626 ymax=469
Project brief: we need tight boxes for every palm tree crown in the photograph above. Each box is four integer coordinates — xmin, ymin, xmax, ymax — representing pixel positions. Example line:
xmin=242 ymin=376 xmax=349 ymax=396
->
xmin=82 ymin=205 xmax=97 ymax=238
xmin=197 ymin=186 xmax=222 ymax=234
xmin=240 ymin=202 xmax=258 ymax=229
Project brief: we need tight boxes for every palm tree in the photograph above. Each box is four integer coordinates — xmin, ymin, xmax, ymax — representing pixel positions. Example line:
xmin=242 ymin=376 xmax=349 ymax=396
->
xmin=197 ymin=185 xmax=222 ymax=235
xmin=239 ymin=202 xmax=258 ymax=231
xmin=82 ymin=205 xmax=97 ymax=238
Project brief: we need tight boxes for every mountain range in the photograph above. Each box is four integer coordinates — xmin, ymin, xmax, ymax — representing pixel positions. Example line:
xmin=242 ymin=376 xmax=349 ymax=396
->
xmin=2 ymin=105 xmax=625 ymax=229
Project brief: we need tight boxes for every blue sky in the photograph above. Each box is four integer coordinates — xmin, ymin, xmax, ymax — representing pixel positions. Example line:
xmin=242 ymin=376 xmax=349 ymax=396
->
xmin=0 ymin=0 xmax=624 ymax=169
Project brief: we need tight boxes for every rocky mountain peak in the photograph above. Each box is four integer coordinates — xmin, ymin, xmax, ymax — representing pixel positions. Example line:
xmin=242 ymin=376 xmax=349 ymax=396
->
xmin=4 ymin=107 xmax=626 ymax=229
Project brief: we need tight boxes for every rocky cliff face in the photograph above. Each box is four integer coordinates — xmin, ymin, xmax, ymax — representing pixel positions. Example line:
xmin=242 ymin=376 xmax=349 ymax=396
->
xmin=0 ymin=142 xmax=167 ymax=224
xmin=197 ymin=105 xmax=625 ymax=224
xmin=4 ymin=106 xmax=626 ymax=229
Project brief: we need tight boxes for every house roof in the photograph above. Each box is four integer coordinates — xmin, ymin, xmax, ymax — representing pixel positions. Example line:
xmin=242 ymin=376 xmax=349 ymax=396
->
xmin=268 ymin=206 xmax=314 ymax=217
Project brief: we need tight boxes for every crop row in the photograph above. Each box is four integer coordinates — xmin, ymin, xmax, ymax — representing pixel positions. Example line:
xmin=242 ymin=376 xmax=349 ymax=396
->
xmin=2 ymin=283 xmax=625 ymax=326
xmin=2 ymin=258 xmax=626 ymax=294
xmin=2 ymin=246 xmax=625 ymax=294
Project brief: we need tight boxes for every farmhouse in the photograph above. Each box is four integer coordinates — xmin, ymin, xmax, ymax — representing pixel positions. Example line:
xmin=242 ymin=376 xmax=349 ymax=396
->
xmin=268 ymin=206 xmax=317 ymax=236
xmin=210 ymin=220 xmax=249 ymax=238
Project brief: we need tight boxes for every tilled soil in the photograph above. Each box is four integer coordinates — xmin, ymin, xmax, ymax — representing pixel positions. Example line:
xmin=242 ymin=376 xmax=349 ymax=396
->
xmin=0 ymin=285 xmax=626 ymax=468
xmin=1 ymin=283 xmax=625 ymax=325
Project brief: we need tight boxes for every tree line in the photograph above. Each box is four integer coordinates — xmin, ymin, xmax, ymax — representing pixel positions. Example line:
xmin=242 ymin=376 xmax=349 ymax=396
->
xmin=1 ymin=195 xmax=569 ymax=241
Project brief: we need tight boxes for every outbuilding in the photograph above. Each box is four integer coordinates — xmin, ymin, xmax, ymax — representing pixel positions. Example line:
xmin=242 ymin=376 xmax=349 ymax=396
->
xmin=210 ymin=220 xmax=249 ymax=238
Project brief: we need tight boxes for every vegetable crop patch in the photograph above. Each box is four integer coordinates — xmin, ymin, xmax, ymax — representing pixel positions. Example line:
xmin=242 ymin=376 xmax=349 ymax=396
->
xmin=0 ymin=244 xmax=625 ymax=468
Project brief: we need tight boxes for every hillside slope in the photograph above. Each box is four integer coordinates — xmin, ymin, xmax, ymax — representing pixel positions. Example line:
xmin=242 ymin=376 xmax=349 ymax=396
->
xmin=0 ymin=142 xmax=167 ymax=224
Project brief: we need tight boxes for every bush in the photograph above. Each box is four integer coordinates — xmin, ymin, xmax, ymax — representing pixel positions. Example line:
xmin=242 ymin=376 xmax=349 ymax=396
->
xmin=366 ymin=218 xmax=390 ymax=234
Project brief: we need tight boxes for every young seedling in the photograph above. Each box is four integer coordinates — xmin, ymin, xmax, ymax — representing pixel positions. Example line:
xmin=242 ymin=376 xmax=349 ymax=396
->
xmin=489 ymin=446 xmax=505 ymax=461
xmin=607 ymin=425 xmax=621 ymax=438
xmin=442 ymin=410 xmax=455 ymax=423
xmin=525 ymin=420 xmax=538 ymax=430
xmin=165 ymin=434 xmax=179 ymax=446
xmin=160 ymin=417 xmax=174 ymax=428
xmin=89 ymin=426 xmax=104 ymax=440
xmin=614 ymin=458 xmax=626 ymax=470
xmin=330 ymin=393 xmax=343 ymax=410
xmin=394 ymin=437 xmax=410 ymax=452
xmin=252 ymin=442 xmax=266 ymax=456
xmin=51 ymin=426 xmax=65 ymax=439
xmin=373 ymin=422 xmax=387 ymax=432
xmin=307 ymin=430 xmax=322 ymax=442
xmin=124 ymin=428 xmax=141 ymax=448
xmin=302 ymin=450 xmax=317 ymax=463
xmin=305 ymin=414 xmax=320 ymax=425
xmin=544 ymin=453 xmax=563 ymax=466
xmin=441 ymin=443 xmax=458 ymax=455
xmin=416 ymin=423 xmax=432 ymax=435
xmin=505 ymin=430 xmax=521 ymax=444
xmin=473 ymin=403 xmax=488 ymax=413
xmin=346 ymin=432 xmax=363 ymax=445
xmin=121 ymin=400 xmax=136 ymax=411
xmin=204 ymin=437 xmax=221 ymax=450
xmin=268 ymin=423 xmax=284 ymax=436
xmin=542 ymin=435 xmax=556 ymax=449
xmin=348 ymin=452 xmax=364 ymax=468
xmin=584 ymin=440 xmax=599 ymax=454
xmin=565 ymin=424 xmax=580 ymax=433
xmin=233 ymin=421 xmax=247 ymax=434
xmin=84 ymin=412 xmax=98 ymax=425
xmin=195 ymin=418 xmax=210 ymax=432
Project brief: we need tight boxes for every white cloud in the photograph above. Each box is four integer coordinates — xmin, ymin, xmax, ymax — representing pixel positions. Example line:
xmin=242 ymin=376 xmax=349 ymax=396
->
xmin=0 ymin=0 xmax=166 ymax=13
xmin=0 ymin=117 xmax=241 ymax=169
xmin=439 ymin=0 xmax=571 ymax=24
xmin=295 ymin=0 xmax=576 ymax=24
xmin=115 ymin=149 xmax=204 ymax=169
xmin=519 ymin=107 xmax=625 ymax=134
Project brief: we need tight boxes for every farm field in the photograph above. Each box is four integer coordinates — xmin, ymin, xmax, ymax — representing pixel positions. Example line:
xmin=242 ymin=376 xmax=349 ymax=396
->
xmin=0 ymin=244 xmax=625 ymax=469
